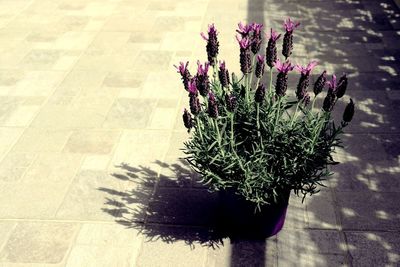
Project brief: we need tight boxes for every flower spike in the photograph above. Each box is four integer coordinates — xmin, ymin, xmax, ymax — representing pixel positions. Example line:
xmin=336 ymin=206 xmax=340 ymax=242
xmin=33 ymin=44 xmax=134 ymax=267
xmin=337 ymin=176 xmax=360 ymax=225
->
xmin=201 ymin=24 xmax=219 ymax=66
xmin=174 ymin=61 xmax=192 ymax=91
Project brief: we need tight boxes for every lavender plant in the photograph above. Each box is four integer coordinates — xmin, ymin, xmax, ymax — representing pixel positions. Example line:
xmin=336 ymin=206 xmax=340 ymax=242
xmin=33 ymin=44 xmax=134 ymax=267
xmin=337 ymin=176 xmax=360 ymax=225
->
xmin=177 ymin=20 xmax=355 ymax=210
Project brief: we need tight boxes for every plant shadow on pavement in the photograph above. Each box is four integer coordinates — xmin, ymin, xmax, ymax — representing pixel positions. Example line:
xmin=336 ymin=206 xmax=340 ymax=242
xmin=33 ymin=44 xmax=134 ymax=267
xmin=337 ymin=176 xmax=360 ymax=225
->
xmin=100 ymin=159 xmax=275 ymax=263
xmin=244 ymin=0 xmax=400 ymax=265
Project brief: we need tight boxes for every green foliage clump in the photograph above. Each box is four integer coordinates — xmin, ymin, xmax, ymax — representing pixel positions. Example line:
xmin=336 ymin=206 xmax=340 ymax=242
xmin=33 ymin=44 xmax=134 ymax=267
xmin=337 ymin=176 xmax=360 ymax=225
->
xmin=177 ymin=20 xmax=355 ymax=210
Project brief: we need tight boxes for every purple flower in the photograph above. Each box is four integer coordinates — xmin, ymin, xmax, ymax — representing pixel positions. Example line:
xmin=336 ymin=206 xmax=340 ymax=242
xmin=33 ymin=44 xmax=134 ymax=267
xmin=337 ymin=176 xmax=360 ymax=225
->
xmin=283 ymin=18 xmax=300 ymax=33
xmin=195 ymin=61 xmax=210 ymax=97
xmin=274 ymin=59 xmax=294 ymax=97
xmin=323 ymin=75 xmax=338 ymax=112
xmin=225 ymin=93 xmax=237 ymax=112
xmin=182 ymin=108 xmax=193 ymax=132
xmin=282 ymin=18 xmax=300 ymax=59
xmin=343 ymin=98 xmax=355 ymax=123
xmin=236 ymin=22 xmax=253 ymax=37
xmin=236 ymin=35 xmax=252 ymax=74
xmin=188 ymin=79 xmax=198 ymax=96
xmin=236 ymin=35 xmax=251 ymax=49
xmin=174 ymin=61 xmax=192 ymax=91
xmin=267 ymin=28 xmax=281 ymax=42
xmin=313 ymin=70 xmax=327 ymax=96
xmin=250 ymin=23 xmax=263 ymax=54
xmin=336 ymin=74 xmax=348 ymax=99
xmin=255 ymin=55 xmax=265 ymax=78
xmin=326 ymin=74 xmax=337 ymax=92
xmin=197 ymin=60 xmax=210 ymax=75
xmin=295 ymin=61 xmax=318 ymax=76
xmin=218 ymin=61 xmax=230 ymax=88
xmin=189 ymin=95 xmax=201 ymax=115
xmin=201 ymin=24 xmax=219 ymax=66
xmin=274 ymin=59 xmax=295 ymax=73
xmin=255 ymin=83 xmax=266 ymax=103
xmin=266 ymin=28 xmax=281 ymax=68
xmin=208 ymin=91 xmax=219 ymax=118
xmin=295 ymin=61 xmax=318 ymax=101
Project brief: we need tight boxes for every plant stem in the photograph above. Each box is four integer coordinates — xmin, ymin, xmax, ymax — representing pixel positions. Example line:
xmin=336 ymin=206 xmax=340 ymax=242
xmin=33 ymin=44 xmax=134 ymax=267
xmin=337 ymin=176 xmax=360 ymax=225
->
xmin=290 ymin=102 xmax=300 ymax=127
xmin=230 ymin=112 xmax=245 ymax=172
xmin=273 ymin=96 xmax=282 ymax=136
xmin=268 ymin=68 xmax=273 ymax=107
xmin=213 ymin=118 xmax=224 ymax=156
xmin=256 ymin=103 xmax=260 ymax=136
xmin=196 ymin=116 xmax=204 ymax=142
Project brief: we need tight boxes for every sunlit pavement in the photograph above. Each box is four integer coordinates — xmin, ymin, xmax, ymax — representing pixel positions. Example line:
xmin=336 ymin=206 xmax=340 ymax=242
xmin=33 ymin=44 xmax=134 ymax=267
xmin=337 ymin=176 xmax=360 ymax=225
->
xmin=0 ymin=0 xmax=399 ymax=266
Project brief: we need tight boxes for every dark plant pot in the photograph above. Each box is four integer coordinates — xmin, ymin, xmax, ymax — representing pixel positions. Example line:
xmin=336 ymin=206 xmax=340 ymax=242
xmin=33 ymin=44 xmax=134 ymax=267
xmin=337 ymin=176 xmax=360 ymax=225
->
xmin=217 ymin=189 xmax=289 ymax=239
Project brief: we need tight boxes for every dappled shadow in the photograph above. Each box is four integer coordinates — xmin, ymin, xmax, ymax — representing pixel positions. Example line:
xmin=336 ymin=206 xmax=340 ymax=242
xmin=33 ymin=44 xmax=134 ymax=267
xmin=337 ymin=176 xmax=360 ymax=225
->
xmin=245 ymin=0 xmax=400 ymax=265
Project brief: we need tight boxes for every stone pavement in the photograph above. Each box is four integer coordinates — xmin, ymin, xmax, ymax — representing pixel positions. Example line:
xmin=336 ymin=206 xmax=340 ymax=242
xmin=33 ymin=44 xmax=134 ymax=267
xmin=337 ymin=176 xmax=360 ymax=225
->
xmin=0 ymin=0 xmax=399 ymax=266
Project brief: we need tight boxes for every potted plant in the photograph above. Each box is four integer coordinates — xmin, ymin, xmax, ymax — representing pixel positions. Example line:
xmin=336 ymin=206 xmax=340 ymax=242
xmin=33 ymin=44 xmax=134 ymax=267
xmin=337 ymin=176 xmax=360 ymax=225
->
xmin=175 ymin=19 xmax=355 ymax=237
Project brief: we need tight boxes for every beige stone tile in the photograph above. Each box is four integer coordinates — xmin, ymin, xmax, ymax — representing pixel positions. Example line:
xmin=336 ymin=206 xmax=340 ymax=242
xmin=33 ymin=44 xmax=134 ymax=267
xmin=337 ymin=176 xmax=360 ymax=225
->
xmin=74 ymin=49 xmax=138 ymax=71
xmin=81 ymin=155 xmax=111 ymax=170
xmin=12 ymin=71 xmax=65 ymax=97
xmin=54 ymin=31 xmax=97 ymax=50
xmin=66 ymin=245 xmax=137 ymax=267
xmin=103 ymin=98 xmax=156 ymax=129
xmin=111 ymin=130 xmax=171 ymax=165
xmin=0 ymin=152 xmax=36 ymax=182
xmin=22 ymin=153 xmax=83 ymax=183
xmin=0 ymin=96 xmax=44 ymax=127
xmin=56 ymin=170 xmax=132 ymax=221
xmin=132 ymin=51 xmax=173 ymax=72
xmin=128 ymin=31 xmax=163 ymax=44
xmin=0 ymin=222 xmax=78 ymax=264
xmin=137 ymin=239 xmax=208 ymax=267
xmin=0 ymin=222 xmax=16 ymax=249
xmin=140 ymin=71 xmax=182 ymax=100
xmin=30 ymin=104 xmax=110 ymax=129
xmin=19 ymin=49 xmax=61 ymax=69
xmin=11 ymin=128 xmax=72 ymax=153
xmin=52 ymin=69 xmax=107 ymax=97
xmin=0 ymin=181 xmax=72 ymax=218
xmin=87 ymin=32 xmax=131 ymax=52
xmin=103 ymin=72 xmax=146 ymax=89
xmin=102 ymin=15 xmax=155 ymax=32
xmin=0 ymin=127 xmax=24 ymax=159
xmin=149 ymin=107 xmax=177 ymax=129
xmin=63 ymin=130 xmax=121 ymax=154
xmin=76 ymin=223 xmax=143 ymax=247
xmin=160 ymin=31 xmax=198 ymax=51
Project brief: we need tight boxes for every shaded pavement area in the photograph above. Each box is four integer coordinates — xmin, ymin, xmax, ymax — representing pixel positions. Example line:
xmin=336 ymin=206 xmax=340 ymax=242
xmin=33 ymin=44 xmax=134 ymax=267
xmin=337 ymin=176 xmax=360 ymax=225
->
xmin=0 ymin=0 xmax=399 ymax=266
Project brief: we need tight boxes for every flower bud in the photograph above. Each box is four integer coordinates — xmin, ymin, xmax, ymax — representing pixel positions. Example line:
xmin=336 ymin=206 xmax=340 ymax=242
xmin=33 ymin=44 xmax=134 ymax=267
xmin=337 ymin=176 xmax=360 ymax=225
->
xmin=208 ymin=92 xmax=219 ymax=118
xmin=236 ymin=35 xmax=252 ymax=74
xmin=296 ymin=73 xmax=309 ymax=101
xmin=255 ymin=83 xmax=266 ymax=103
xmin=336 ymin=74 xmax=348 ymax=99
xmin=343 ymin=98 xmax=355 ymax=123
xmin=313 ymin=71 xmax=326 ymax=96
xmin=195 ymin=61 xmax=210 ymax=97
xmin=322 ymin=90 xmax=336 ymax=112
xmin=225 ymin=93 xmax=237 ymax=112
xmin=274 ymin=59 xmax=294 ymax=97
xmin=189 ymin=95 xmax=201 ymax=115
xmin=174 ymin=62 xmax=192 ymax=91
xmin=201 ymin=24 xmax=219 ymax=66
xmin=218 ymin=61 xmax=230 ymax=88
xmin=255 ymin=55 xmax=265 ymax=78
xmin=265 ymin=28 xmax=281 ymax=68
xmin=282 ymin=18 xmax=300 ymax=59
xmin=251 ymin=23 xmax=263 ymax=54
xmin=182 ymin=109 xmax=193 ymax=132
